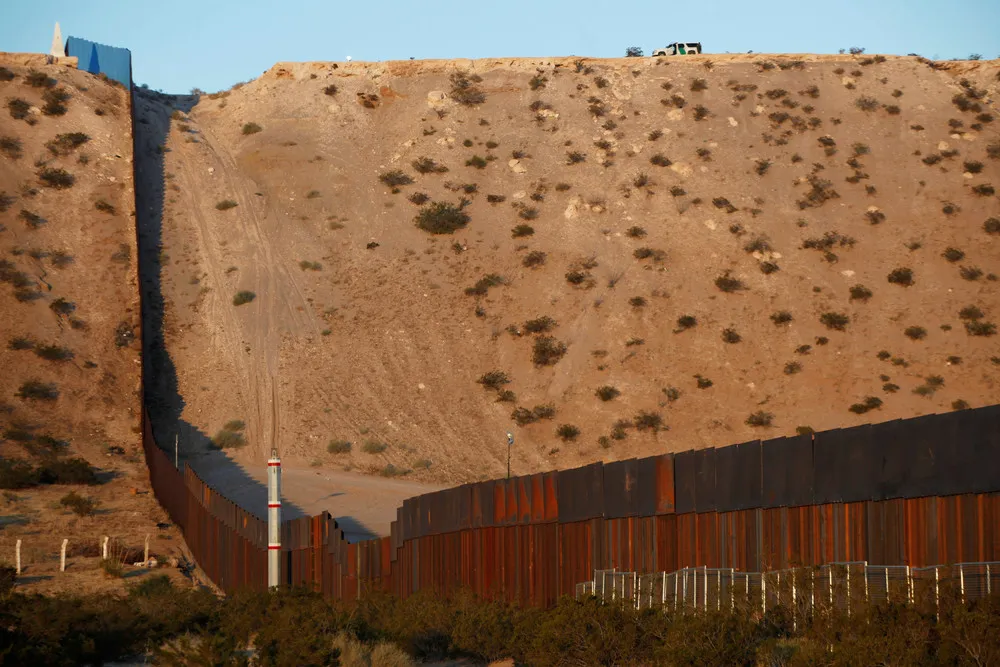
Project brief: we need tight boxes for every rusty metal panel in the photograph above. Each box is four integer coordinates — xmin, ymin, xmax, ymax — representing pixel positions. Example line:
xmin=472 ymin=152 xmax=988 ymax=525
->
xmin=654 ymin=454 xmax=675 ymax=515
xmin=505 ymin=478 xmax=519 ymax=525
xmin=814 ymin=424 xmax=878 ymax=503
xmin=557 ymin=462 xmax=605 ymax=522
xmin=456 ymin=484 xmax=472 ymax=531
xmin=937 ymin=407 xmax=1000 ymax=496
xmin=476 ymin=481 xmax=496 ymax=528
xmin=493 ymin=481 xmax=506 ymax=526
xmin=715 ymin=440 xmax=762 ymax=512
xmin=604 ymin=458 xmax=641 ymax=518
xmin=542 ymin=472 xmax=559 ymax=522
xmin=530 ymin=474 xmax=545 ymax=523
xmin=674 ymin=450 xmax=697 ymax=514
xmin=635 ymin=456 xmax=658 ymax=516
xmin=695 ymin=448 xmax=717 ymax=512
xmin=518 ymin=475 xmax=532 ymax=524
xmin=761 ymin=434 xmax=813 ymax=508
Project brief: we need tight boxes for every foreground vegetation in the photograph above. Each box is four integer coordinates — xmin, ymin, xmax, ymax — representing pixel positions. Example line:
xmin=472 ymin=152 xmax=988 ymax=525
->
xmin=0 ymin=573 xmax=997 ymax=665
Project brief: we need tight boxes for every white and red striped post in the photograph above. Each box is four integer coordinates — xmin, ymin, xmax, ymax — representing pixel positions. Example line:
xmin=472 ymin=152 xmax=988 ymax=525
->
xmin=267 ymin=448 xmax=281 ymax=589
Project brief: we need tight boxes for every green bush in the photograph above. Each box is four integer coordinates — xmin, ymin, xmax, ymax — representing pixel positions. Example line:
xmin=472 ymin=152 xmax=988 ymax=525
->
xmin=415 ymin=201 xmax=469 ymax=234
xmin=60 ymin=491 xmax=98 ymax=516
xmin=38 ymin=167 xmax=75 ymax=189
xmin=7 ymin=98 xmax=30 ymax=120
xmin=379 ymin=170 xmax=413 ymax=187
xmin=477 ymin=370 xmax=510 ymax=390
xmin=0 ymin=135 xmax=22 ymax=159
xmin=595 ymin=385 xmax=620 ymax=401
xmin=16 ymin=380 xmax=58 ymax=401
xmin=216 ymin=199 xmax=238 ymax=210
xmin=362 ymin=441 xmax=388 ymax=454
xmin=242 ymin=122 xmax=262 ymax=135
xmin=328 ymin=440 xmax=352 ymax=454
xmin=532 ymin=336 xmax=567 ymax=366
xmin=233 ymin=290 xmax=256 ymax=306
xmin=212 ymin=420 xmax=246 ymax=449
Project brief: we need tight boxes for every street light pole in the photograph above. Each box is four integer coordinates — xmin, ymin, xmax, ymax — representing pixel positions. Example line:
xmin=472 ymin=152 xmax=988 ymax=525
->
xmin=506 ymin=432 xmax=514 ymax=479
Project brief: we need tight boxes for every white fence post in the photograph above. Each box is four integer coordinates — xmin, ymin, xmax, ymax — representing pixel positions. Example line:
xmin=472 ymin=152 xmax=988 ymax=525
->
xmin=717 ymin=569 xmax=722 ymax=611
xmin=828 ymin=567 xmax=834 ymax=611
xmin=906 ymin=566 xmax=912 ymax=605
xmin=762 ymin=572 xmax=767 ymax=615
xmin=703 ymin=566 xmax=708 ymax=611
xmin=885 ymin=566 xmax=890 ymax=603
xmin=935 ymin=567 xmax=940 ymax=622
xmin=960 ymin=565 xmax=965 ymax=605
xmin=102 ymin=535 xmax=109 ymax=560
xmin=792 ymin=569 xmax=797 ymax=632
xmin=60 ymin=538 xmax=68 ymax=572
xmin=987 ymin=564 xmax=992 ymax=597
xmin=863 ymin=561 xmax=869 ymax=604
xmin=693 ymin=568 xmax=698 ymax=611
xmin=15 ymin=539 xmax=21 ymax=575
xmin=847 ymin=565 xmax=852 ymax=617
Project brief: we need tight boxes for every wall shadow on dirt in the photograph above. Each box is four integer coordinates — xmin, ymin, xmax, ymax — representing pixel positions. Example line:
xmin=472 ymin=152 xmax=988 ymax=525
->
xmin=131 ymin=89 xmax=308 ymax=524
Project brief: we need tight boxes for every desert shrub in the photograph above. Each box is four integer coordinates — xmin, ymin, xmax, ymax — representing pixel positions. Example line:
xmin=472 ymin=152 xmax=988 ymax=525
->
xmin=232 ymin=290 xmax=256 ymax=306
xmin=952 ymin=399 xmax=970 ymax=411
xmin=450 ymin=72 xmax=486 ymax=106
xmin=965 ymin=320 xmax=997 ymax=336
xmin=960 ymin=266 xmax=983 ymax=281
xmin=463 ymin=155 xmax=487 ymax=170
xmin=632 ymin=173 xmax=650 ymax=188
xmin=522 ymin=251 xmax=546 ymax=268
xmin=556 ymin=424 xmax=580 ymax=441
xmin=959 ymin=305 xmax=984 ymax=320
xmin=464 ymin=274 xmax=505 ymax=296
xmin=524 ymin=316 xmax=556 ymax=333
xmin=379 ymin=170 xmax=413 ymax=187
xmin=633 ymin=247 xmax=664 ymax=261
xmin=46 ymin=132 xmax=90 ymax=155
xmin=904 ymin=325 xmax=927 ymax=340
xmin=942 ymin=247 xmax=965 ymax=262
xmin=59 ymin=491 xmax=98 ymax=517
xmin=16 ymin=380 xmax=58 ymax=401
xmin=784 ymin=361 xmax=802 ymax=375
xmin=595 ymin=386 xmax=620 ymax=401
xmin=849 ymin=396 xmax=884 ymax=414
xmin=625 ymin=226 xmax=646 ymax=238
xmin=34 ymin=344 xmax=73 ymax=361
xmin=849 ymin=284 xmax=873 ymax=302
xmin=692 ymin=105 xmax=710 ymax=121
xmin=629 ymin=296 xmax=647 ymax=308
xmin=242 ymin=122 xmax=262 ymax=135
xmin=866 ymin=209 xmax=885 ymax=225
xmin=820 ymin=312 xmax=850 ymax=331
xmin=721 ymin=328 xmax=742 ymax=344
xmin=496 ymin=390 xmax=516 ymax=403
xmin=715 ymin=272 xmax=745 ymax=293
xmin=38 ymin=167 xmax=74 ymax=189
xmin=648 ymin=129 xmax=663 ymax=141
xmin=412 ymin=157 xmax=448 ymax=174
xmin=565 ymin=270 xmax=589 ymax=285
xmin=407 ymin=192 xmax=429 ymax=205
xmin=7 ymin=98 xmax=30 ymax=120
xmin=0 ymin=135 xmax=22 ymax=159
xmin=518 ymin=207 xmax=538 ymax=220
xmin=362 ymin=441 xmax=388 ymax=454
xmin=971 ymin=183 xmax=995 ymax=196
xmin=322 ymin=84 xmax=338 ymax=96
xmin=648 ymin=153 xmax=672 ymax=167
xmin=529 ymin=75 xmax=547 ymax=90
xmin=19 ymin=209 xmax=45 ymax=229
xmin=855 ymin=96 xmax=879 ymax=111
xmin=415 ymin=201 xmax=469 ymax=234
xmin=676 ymin=315 xmax=697 ymax=331
xmin=566 ymin=151 xmax=586 ymax=165
xmin=770 ymin=311 xmax=793 ymax=325
xmin=633 ymin=411 xmax=663 ymax=431
xmin=326 ymin=440 xmax=351 ymax=454
xmin=690 ymin=78 xmax=708 ymax=92
xmin=887 ymin=267 xmax=914 ymax=286
xmin=985 ymin=217 xmax=1000 ymax=235
xmin=511 ymin=224 xmax=534 ymax=238
xmin=0 ymin=66 xmax=14 ymax=81
xmin=41 ymin=88 xmax=70 ymax=116
xmin=477 ymin=370 xmax=510 ymax=390
xmin=745 ymin=411 xmax=774 ymax=427
xmin=212 ymin=421 xmax=246 ymax=449
xmin=532 ymin=336 xmax=567 ymax=366
xmin=755 ymin=159 xmax=771 ymax=176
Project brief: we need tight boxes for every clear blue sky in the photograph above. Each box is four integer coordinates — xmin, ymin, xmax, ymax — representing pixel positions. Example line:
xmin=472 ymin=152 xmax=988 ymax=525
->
xmin=3 ymin=0 xmax=998 ymax=94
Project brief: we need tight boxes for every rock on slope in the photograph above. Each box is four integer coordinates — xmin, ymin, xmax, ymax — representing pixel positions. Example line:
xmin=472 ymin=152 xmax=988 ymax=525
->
xmin=151 ymin=54 xmax=999 ymax=484
xmin=0 ymin=57 xmax=182 ymax=592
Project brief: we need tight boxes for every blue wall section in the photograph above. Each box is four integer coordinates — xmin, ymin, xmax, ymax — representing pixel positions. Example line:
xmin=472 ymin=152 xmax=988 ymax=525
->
xmin=65 ymin=36 xmax=132 ymax=88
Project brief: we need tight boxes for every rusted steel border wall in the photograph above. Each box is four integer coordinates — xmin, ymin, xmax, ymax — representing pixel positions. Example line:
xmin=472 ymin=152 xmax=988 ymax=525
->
xmin=140 ymin=399 xmax=1000 ymax=605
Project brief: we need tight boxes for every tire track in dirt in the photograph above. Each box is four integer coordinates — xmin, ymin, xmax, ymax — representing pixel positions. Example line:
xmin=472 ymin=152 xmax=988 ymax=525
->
xmin=173 ymin=120 xmax=318 ymax=458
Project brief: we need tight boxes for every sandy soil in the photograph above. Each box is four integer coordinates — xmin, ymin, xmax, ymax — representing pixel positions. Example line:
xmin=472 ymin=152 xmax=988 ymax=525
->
xmin=140 ymin=54 xmax=999 ymax=501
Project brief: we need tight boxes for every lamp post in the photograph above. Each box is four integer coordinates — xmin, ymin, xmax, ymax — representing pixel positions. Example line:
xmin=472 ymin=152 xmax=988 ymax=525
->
xmin=506 ymin=432 xmax=514 ymax=479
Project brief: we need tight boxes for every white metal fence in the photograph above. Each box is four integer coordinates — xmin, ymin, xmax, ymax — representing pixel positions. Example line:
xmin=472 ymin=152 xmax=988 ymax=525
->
xmin=577 ymin=562 xmax=998 ymax=621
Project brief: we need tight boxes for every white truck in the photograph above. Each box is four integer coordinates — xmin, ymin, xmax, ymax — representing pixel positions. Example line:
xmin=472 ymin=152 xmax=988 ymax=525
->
xmin=652 ymin=42 xmax=703 ymax=56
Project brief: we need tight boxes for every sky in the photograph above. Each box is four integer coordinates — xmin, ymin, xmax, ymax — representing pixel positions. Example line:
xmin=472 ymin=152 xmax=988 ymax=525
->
xmin=2 ymin=0 xmax=998 ymax=94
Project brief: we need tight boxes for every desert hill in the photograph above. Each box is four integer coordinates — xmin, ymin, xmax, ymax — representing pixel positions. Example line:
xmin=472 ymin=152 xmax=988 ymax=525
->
xmin=141 ymin=53 xmax=1000 ymax=485
xmin=0 ymin=56 xmax=185 ymax=592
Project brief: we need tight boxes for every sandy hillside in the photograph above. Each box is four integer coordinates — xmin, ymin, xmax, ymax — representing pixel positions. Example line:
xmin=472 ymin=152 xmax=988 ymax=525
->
xmin=145 ymin=53 xmax=1000 ymax=486
xmin=0 ymin=56 xmax=188 ymax=593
